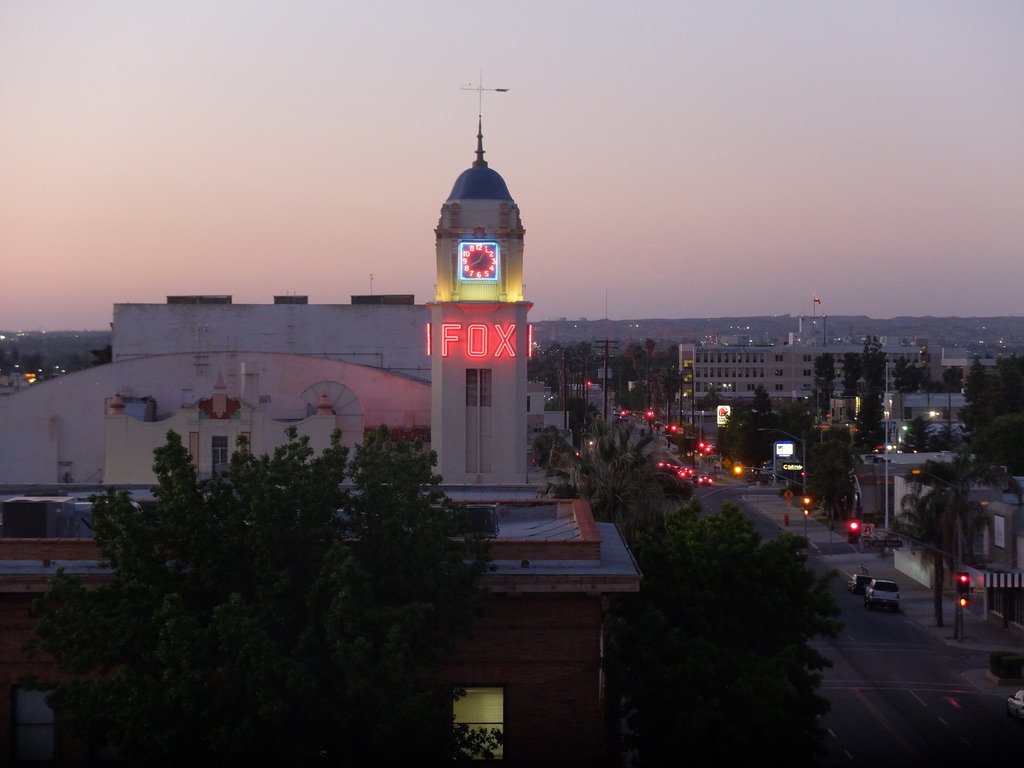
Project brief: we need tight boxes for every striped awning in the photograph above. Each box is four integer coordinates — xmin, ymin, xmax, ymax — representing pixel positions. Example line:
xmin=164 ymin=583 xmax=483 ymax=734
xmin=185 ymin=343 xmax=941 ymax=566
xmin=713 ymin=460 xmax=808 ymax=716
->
xmin=985 ymin=572 xmax=1024 ymax=588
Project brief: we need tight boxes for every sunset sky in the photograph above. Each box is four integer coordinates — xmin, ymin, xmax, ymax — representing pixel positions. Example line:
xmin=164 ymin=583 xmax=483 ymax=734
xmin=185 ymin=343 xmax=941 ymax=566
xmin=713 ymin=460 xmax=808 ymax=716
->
xmin=2 ymin=1 xmax=1021 ymax=330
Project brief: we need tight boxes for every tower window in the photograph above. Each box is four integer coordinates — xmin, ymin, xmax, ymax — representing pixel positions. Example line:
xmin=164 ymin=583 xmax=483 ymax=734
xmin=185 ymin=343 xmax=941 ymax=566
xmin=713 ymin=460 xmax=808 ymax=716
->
xmin=466 ymin=369 xmax=492 ymax=406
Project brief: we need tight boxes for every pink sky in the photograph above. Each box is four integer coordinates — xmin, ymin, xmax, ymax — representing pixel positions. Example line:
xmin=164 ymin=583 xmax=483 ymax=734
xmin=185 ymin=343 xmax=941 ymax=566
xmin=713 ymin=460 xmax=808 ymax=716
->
xmin=2 ymin=1 xmax=1022 ymax=330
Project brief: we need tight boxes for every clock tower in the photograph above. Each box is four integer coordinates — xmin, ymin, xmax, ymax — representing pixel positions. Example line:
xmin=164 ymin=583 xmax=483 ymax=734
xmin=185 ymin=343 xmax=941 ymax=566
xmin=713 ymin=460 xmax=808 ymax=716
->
xmin=429 ymin=120 xmax=531 ymax=484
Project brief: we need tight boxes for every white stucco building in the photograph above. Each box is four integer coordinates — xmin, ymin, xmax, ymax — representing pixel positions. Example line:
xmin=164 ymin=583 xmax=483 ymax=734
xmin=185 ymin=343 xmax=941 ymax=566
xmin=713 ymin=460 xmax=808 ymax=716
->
xmin=0 ymin=122 xmax=533 ymax=488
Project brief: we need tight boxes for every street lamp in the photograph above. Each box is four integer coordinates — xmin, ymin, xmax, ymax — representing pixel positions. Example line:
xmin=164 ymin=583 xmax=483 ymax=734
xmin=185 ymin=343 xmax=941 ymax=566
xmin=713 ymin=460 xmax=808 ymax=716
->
xmin=880 ymin=397 xmax=888 ymax=528
xmin=758 ymin=428 xmax=807 ymax=496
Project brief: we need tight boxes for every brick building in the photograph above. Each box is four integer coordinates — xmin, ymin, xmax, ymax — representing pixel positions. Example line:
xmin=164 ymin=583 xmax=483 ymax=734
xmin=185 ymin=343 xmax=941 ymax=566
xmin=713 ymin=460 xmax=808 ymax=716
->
xmin=1 ymin=499 xmax=640 ymax=766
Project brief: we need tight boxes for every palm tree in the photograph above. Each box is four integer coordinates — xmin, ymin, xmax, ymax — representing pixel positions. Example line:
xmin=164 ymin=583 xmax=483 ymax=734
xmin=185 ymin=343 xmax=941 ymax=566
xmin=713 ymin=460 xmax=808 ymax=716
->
xmin=539 ymin=418 xmax=670 ymax=543
xmin=895 ymin=451 xmax=1006 ymax=628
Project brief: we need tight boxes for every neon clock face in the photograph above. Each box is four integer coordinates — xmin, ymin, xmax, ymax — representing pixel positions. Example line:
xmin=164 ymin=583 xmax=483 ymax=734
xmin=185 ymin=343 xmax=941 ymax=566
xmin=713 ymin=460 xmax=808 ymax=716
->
xmin=459 ymin=241 xmax=499 ymax=280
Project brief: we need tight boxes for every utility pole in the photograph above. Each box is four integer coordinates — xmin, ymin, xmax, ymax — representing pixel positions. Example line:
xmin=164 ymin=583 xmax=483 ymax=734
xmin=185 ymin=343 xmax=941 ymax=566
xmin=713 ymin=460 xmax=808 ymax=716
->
xmin=595 ymin=338 xmax=618 ymax=422
xmin=561 ymin=349 xmax=568 ymax=432
xmin=884 ymin=361 xmax=891 ymax=530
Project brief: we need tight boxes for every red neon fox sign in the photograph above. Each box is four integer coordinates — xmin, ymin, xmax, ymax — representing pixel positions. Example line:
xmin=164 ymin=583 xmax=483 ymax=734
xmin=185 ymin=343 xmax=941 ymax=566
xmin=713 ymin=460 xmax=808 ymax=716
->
xmin=427 ymin=322 xmax=531 ymax=358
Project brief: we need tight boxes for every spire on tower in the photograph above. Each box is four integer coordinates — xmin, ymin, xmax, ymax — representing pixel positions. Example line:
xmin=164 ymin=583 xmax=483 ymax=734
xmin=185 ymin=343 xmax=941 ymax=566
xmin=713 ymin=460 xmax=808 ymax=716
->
xmin=474 ymin=116 xmax=487 ymax=168
xmin=461 ymin=73 xmax=508 ymax=170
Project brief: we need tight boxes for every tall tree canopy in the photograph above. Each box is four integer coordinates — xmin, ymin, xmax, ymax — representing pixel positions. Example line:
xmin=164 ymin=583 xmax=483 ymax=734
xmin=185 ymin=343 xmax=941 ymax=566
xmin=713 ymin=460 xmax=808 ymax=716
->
xmin=28 ymin=428 xmax=491 ymax=767
xmin=539 ymin=418 xmax=672 ymax=542
xmin=608 ymin=500 xmax=840 ymax=767
xmin=895 ymin=451 xmax=1008 ymax=628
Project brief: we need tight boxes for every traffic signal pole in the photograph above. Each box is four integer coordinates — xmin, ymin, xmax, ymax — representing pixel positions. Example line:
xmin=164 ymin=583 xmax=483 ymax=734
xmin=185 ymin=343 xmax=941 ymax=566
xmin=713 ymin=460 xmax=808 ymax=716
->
xmin=956 ymin=522 xmax=965 ymax=641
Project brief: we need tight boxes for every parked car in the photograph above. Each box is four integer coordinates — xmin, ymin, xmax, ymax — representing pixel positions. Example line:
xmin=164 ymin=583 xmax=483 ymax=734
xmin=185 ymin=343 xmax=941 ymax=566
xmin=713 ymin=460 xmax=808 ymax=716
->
xmin=864 ymin=578 xmax=900 ymax=611
xmin=1007 ymin=690 xmax=1024 ymax=720
xmin=847 ymin=573 xmax=873 ymax=594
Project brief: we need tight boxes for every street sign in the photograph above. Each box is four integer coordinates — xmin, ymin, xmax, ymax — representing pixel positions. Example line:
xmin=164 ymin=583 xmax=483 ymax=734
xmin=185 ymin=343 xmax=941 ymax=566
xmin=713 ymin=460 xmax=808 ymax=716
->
xmin=862 ymin=523 xmax=876 ymax=538
xmin=868 ymin=539 xmax=903 ymax=548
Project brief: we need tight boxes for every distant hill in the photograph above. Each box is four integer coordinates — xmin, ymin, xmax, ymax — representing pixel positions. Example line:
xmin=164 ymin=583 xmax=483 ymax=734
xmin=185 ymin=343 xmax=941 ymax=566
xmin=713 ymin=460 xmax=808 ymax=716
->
xmin=0 ymin=330 xmax=111 ymax=375
xmin=3 ymin=316 xmax=1022 ymax=371
xmin=530 ymin=315 xmax=1024 ymax=356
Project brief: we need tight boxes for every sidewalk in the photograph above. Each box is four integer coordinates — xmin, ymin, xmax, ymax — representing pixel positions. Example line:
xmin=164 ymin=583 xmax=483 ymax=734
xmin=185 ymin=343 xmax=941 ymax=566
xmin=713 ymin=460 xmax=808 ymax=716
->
xmin=737 ymin=483 xmax=1024 ymax=696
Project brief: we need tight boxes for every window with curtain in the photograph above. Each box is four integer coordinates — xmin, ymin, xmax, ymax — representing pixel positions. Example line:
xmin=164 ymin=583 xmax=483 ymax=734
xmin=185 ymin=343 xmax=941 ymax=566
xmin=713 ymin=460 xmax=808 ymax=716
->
xmin=453 ymin=686 xmax=504 ymax=761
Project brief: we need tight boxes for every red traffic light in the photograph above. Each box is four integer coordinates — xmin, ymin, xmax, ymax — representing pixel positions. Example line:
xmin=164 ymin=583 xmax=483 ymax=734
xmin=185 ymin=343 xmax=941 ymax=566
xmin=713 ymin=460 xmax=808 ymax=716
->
xmin=846 ymin=518 xmax=861 ymax=543
xmin=956 ymin=572 xmax=970 ymax=597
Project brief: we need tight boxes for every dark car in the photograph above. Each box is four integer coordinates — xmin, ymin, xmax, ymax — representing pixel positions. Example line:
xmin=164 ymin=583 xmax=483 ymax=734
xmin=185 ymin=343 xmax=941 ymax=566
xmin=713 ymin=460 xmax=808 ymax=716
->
xmin=655 ymin=464 xmax=694 ymax=499
xmin=847 ymin=573 xmax=872 ymax=594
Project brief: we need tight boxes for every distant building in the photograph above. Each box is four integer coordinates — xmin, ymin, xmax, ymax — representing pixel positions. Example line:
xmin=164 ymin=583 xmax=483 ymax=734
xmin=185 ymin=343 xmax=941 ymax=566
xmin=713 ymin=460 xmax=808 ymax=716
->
xmin=678 ymin=341 xmax=929 ymax=405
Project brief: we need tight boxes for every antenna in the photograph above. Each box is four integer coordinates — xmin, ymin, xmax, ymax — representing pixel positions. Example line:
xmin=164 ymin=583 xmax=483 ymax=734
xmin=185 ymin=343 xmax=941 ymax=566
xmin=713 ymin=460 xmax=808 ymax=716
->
xmin=462 ymin=70 xmax=509 ymax=117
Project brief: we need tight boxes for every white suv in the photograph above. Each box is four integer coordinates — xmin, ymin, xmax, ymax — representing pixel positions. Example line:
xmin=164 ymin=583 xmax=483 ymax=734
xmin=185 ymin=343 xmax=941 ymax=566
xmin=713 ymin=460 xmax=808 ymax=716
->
xmin=864 ymin=578 xmax=900 ymax=611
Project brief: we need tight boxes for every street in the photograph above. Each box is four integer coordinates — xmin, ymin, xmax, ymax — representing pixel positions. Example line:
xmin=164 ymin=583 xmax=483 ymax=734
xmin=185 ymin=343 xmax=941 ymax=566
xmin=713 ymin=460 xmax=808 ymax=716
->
xmin=702 ymin=483 xmax=1024 ymax=766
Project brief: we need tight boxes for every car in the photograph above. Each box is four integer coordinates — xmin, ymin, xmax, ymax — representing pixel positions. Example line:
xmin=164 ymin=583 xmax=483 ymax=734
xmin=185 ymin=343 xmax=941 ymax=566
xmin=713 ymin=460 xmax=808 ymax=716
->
xmin=1007 ymin=690 xmax=1024 ymax=720
xmin=654 ymin=463 xmax=694 ymax=499
xmin=864 ymin=578 xmax=900 ymax=611
xmin=694 ymin=474 xmax=714 ymax=487
xmin=656 ymin=460 xmax=687 ymax=474
xmin=847 ymin=573 xmax=873 ymax=594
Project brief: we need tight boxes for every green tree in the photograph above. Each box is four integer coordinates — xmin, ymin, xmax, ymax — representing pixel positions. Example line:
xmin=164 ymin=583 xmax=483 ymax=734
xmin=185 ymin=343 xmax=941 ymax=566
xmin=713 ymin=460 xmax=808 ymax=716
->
xmin=841 ymin=351 xmax=862 ymax=396
xmin=539 ymin=418 xmax=676 ymax=542
xmin=854 ymin=337 xmax=887 ymax=450
xmin=971 ymin=413 xmax=1024 ymax=475
xmin=903 ymin=416 xmax=931 ymax=453
xmin=775 ymin=401 xmax=815 ymax=446
xmin=27 ymin=428 xmax=493 ymax=766
xmin=807 ymin=431 xmax=858 ymax=523
xmin=892 ymin=357 xmax=923 ymax=393
xmin=608 ymin=500 xmax=840 ymax=767
xmin=714 ymin=386 xmax=776 ymax=468
xmin=530 ymin=424 xmax=569 ymax=469
xmin=961 ymin=358 xmax=993 ymax=437
xmin=941 ymin=366 xmax=963 ymax=395
xmin=895 ymin=452 xmax=1006 ymax=628
xmin=812 ymin=352 xmax=836 ymax=419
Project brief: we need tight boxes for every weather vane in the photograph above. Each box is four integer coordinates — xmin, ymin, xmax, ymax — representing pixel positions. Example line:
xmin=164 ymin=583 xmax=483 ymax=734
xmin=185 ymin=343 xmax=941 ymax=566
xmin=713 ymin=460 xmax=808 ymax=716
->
xmin=462 ymin=70 xmax=509 ymax=117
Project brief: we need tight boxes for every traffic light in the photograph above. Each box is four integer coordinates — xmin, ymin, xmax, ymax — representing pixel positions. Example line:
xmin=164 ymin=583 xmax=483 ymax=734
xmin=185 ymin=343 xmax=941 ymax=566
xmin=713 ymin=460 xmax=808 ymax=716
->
xmin=847 ymin=518 xmax=861 ymax=543
xmin=956 ymin=572 xmax=970 ymax=607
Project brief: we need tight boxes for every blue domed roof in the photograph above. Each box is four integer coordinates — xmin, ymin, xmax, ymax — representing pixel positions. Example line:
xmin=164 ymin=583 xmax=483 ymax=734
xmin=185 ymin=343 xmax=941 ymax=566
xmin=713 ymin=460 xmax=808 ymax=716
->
xmin=447 ymin=117 xmax=513 ymax=201
xmin=448 ymin=166 xmax=511 ymax=201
